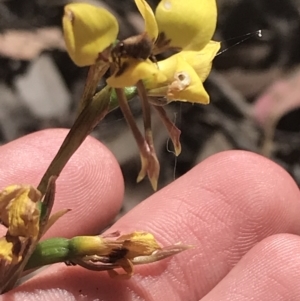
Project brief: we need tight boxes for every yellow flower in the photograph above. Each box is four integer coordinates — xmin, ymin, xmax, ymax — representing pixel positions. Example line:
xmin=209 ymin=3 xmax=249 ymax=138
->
xmin=63 ymin=3 xmax=119 ymax=66
xmin=60 ymin=1 xmax=219 ymax=191
xmin=146 ymin=41 xmax=220 ymax=104
xmin=155 ymin=0 xmax=217 ymax=51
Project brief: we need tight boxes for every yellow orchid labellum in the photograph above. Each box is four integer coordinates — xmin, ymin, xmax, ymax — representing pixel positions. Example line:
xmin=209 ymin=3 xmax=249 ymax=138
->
xmin=155 ymin=0 xmax=217 ymax=51
xmin=107 ymin=58 xmax=167 ymax=88
xmin=63 ymin=3 xmax=119 ymax=66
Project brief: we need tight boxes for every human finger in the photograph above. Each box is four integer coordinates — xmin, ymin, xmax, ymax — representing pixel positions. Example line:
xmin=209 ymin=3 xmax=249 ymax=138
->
xmin=201 ymin=234 xmax=300 ymax=301
xmin=4 ymin=151 xmax=300 ymax=301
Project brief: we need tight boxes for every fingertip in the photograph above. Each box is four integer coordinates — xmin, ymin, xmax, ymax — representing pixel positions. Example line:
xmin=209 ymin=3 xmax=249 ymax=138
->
xmin=203 ymin=233 xmax=300 ymax=301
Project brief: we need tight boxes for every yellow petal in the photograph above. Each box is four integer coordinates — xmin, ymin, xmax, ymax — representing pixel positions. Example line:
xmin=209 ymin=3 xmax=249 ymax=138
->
xmin=63 ymin=3 xmax=119 ymax=66
xmin=135 ymin=0 xmax=158 ymax=41
xmin=179 ymin=40 xmax=220 ymax=81
xmin=107 ymin=58 xmax=167 ymax=88
xmin=155 ymin=0 xmax=217 ymax=51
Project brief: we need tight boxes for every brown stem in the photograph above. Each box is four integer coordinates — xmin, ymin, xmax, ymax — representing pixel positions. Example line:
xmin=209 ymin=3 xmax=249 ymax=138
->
xmin=136 ymin=81 xmax=160 ymax=190
xmin=115 ymin=88 xmax=146 ymax=149
xmin=77 ymin=61 xmax=109 ymax=115
xmin=37 ymin=86 xmax=111 ymax=195
xmin=115 ymin=88 xmax=156 ymax=187
xmin=153 ymin=105 xmax=182 ymax=156
xmin=136 ymin=80 xmax=152 ymax=145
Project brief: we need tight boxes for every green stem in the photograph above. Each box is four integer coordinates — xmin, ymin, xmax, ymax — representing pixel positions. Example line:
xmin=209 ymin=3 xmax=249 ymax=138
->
xmin=25 ymin=238 xmax=70 ymax=271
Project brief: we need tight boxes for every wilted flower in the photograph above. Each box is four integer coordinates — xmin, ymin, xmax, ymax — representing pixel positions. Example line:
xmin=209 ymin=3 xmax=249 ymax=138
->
xmin=26 ymin=231 xmax=191 ymax=278
xmin=0 ymin=179 xmax=69 ymax=293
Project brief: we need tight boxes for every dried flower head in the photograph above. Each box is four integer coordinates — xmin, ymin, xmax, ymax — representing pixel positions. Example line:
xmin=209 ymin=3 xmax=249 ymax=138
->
xmin=32 ymin=231 xmax=192 ymax=279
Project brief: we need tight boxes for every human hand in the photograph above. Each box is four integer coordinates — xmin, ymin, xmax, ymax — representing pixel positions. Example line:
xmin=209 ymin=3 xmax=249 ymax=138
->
xmin=1 ymin=129 xmax=300 ymax=301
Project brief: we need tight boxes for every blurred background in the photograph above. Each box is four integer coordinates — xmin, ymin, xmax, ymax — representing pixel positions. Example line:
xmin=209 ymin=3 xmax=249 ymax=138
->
xmin=0 ymin=0 xmax=300 ymax=215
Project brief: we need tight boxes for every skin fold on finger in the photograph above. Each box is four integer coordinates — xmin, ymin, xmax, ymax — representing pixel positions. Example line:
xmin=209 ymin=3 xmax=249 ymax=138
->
xmin=201 ymin=234 xmax=300 ymax=301
xmin=3 ymin=150 xmax=300 ymax=301
xmin=0 ymin=129 xmax=124 ymax=238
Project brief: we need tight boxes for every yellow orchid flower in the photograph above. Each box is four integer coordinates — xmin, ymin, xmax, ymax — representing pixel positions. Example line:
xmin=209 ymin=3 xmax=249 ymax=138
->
xmin=155 ymin=0 xmax=217 ymax=51
xmin=60 ymin=1 xmax=219 ymax=191
xmin=63 ymin=3 xmax=119 ymax=66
